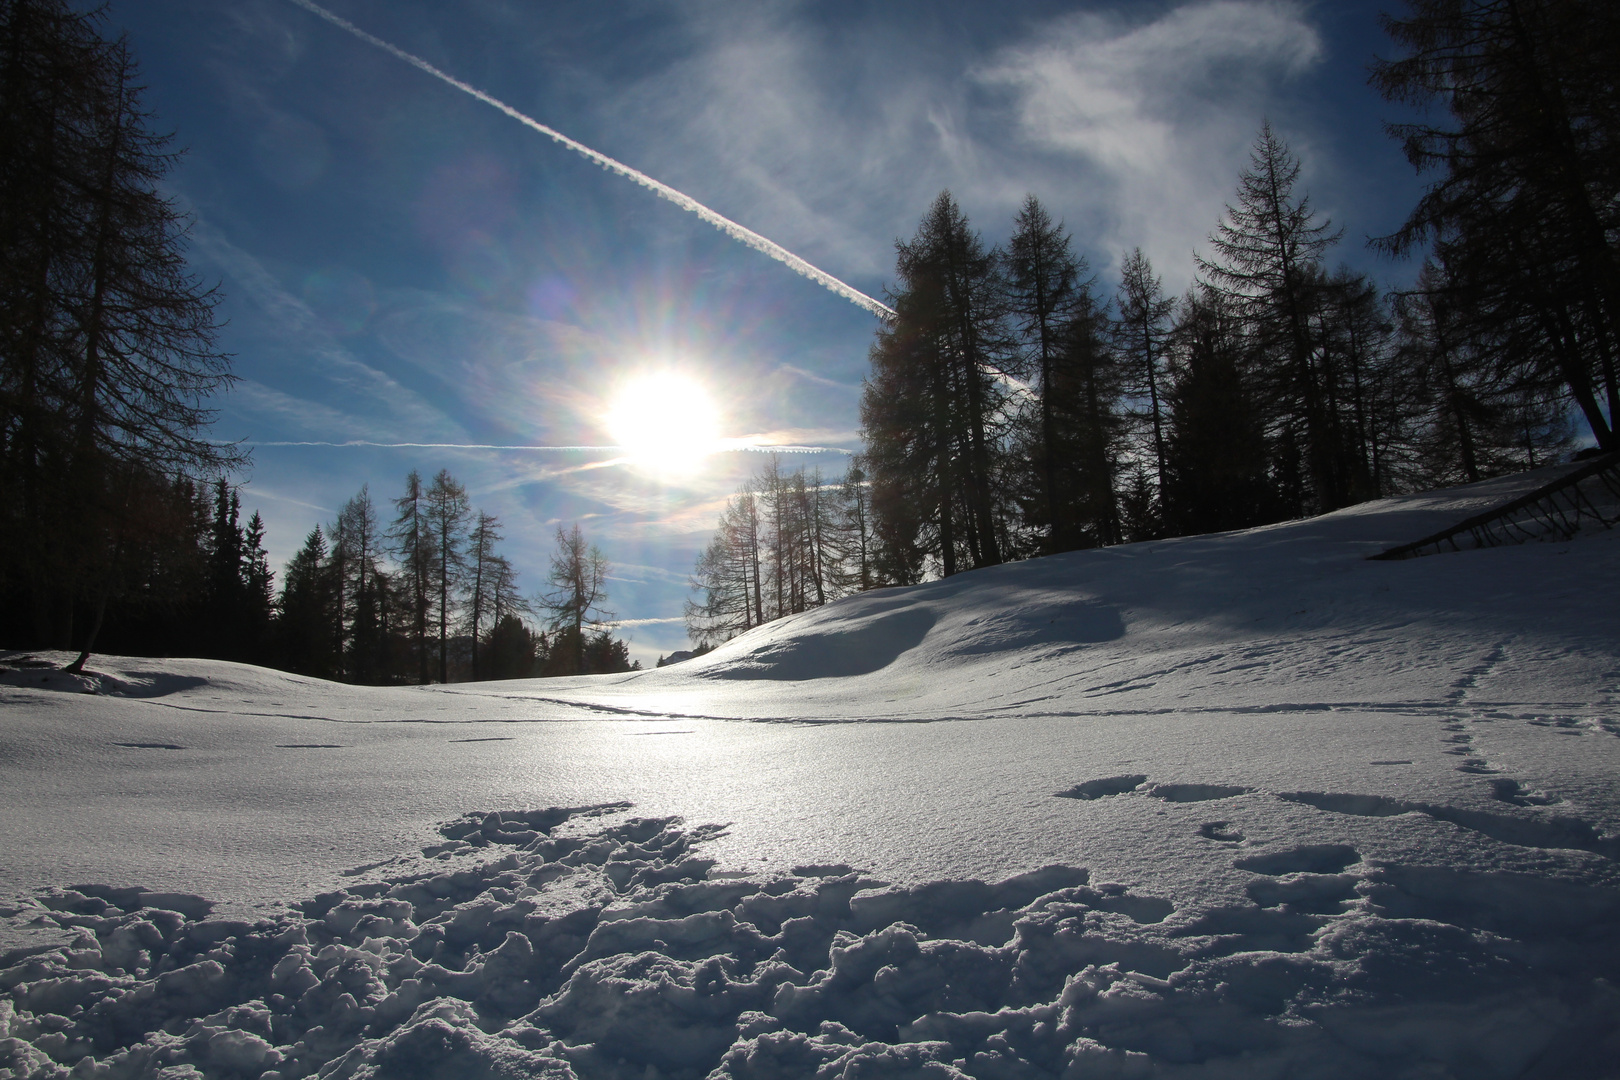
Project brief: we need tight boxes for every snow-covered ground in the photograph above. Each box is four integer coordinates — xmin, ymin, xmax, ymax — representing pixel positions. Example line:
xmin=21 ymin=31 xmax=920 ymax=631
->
xmin=4 ymin=465 xmax=1619 ymax=1078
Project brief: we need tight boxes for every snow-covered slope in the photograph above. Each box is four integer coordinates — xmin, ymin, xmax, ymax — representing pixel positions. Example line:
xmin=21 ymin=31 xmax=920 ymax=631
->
xmin=3 ymin=466 xmax=1619 ymax=1078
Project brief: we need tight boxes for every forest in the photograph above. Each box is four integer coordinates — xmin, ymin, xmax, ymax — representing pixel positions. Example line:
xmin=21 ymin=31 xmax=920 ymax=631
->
xmin=687 ymin=0 xmax=1620 ymax=644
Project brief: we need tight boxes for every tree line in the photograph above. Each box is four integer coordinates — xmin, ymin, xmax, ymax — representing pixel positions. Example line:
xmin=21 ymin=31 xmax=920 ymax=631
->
xmin=273 ymin=473 xmax=635 ymax=684
xmin=685 ymin=457 xmax=876 ymax=645
xmin=689 ymin=0 xmax=1618 ymax=639
xmin=0 ymin=0 xmax=241 ymax=668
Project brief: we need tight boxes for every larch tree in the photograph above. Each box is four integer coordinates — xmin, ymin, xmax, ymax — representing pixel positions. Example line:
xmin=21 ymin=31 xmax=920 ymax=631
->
xmin=424 ymin=469 xmax=470 ymax=684
xmin=335 ymin=486 xmax=387 ymax=684
xmin=463 ymin=510 xmax=504 ymax=681
xmin=388 ymin=470 xmax=434 ymax=683
xmin=1197 ymin=123 xmax=1350 ymax=515
xmin=541 ymin=524 xmax=612 ymax=677
xmin=862 ymin=191 xmax=1011 ymax=577
xmin=1113 ymin=248 xmax=1176 ymax=511
xmin=1004 ymin=195 xmax=1085 ymax=551
xmin=1 ymin=0 xmax=238 ymax=665
xmin=1372 ymin=0 xmax=1620 ymax=450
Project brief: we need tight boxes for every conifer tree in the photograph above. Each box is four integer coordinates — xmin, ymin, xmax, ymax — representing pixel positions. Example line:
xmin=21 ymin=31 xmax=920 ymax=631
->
xmin=334 ymin=486 xmax=385 ymax=683
xmin=541 ymin=524 xmax=612 ymax=677
xmin=1373 ymin=0 xmax=1620 ymax=449
xmin=1162 ymin=289 xmax=1275 ymax=534
xmin=1114 ymin=249 xmax=1175 ymax=511
xmin=277 ymin=526 xmax=337 ymax=678
xmin=424 ymin=469 xmax=470 ymax=683
xmin=1197 ymin=123 xmax=1349 ymax=514
xmin=0 ymin=1 xmax=238 ymax=661
xmin=464 ymin=510 xmax=508 ymax=681
xmin=1047 ymin=291 xmax=1124 ymax=548
xmin=388 ymin=471 xmax=434 ymax=682
xmin=1004 ymin=196 xmax=1085 ymax=547
xmin=832 ymin=461 xmax=875 ymax=593
xmin=862 ymin=192 xmax=1011 ymax=577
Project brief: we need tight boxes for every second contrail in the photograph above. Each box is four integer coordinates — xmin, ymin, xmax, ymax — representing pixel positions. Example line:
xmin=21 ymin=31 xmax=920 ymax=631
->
xmin=286 ymin=0 xmax=893 ymax=318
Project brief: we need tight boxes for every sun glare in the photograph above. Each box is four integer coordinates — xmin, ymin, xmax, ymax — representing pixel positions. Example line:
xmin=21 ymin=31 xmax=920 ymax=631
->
xmin=605 ymin=373 xmax=722 ymax=474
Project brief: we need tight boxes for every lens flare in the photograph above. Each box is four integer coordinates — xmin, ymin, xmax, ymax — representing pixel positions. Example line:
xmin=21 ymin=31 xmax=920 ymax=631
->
xmin=605 ymin=374 xmax=722 ymax=474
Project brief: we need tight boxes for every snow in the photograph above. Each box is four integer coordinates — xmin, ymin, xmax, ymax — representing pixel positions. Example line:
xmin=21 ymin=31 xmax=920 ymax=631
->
xmin=3 ymin=464 xmax=1620 ymax=1078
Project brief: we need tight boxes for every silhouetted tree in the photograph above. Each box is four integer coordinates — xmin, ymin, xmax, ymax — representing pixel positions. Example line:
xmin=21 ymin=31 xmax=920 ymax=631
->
xmin=277 ymin=526 xmax=337 ymax=678
xmin=1005 ymin=195 xmax=1086 ymax=549
xmin=862 ymin=192 xmax=1012 ymax=576
xmin=1197 ymin=124 xmax=1350 ymax=515
xmin=0 ymin=0 xmax=238 ymax=664
xmin=1162 ymin=288 xmax=1276 ymax=534
xmin=424 ymin=469 xmax=469 ymax=683
xmin=1114 ymin=248 xmax=1175 ymax=516
xmin=540 ymin=524 xmax=612 ymax=676
xmin=388 ymin=470 xmax=434 ymax=683
xmin=1373 ymin=0 xmax=1620 ymax=449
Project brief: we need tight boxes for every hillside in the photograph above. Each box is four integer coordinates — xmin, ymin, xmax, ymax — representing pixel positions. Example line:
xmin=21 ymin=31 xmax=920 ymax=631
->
xmin=3 ymin=466 xmax=1619 ymax=1078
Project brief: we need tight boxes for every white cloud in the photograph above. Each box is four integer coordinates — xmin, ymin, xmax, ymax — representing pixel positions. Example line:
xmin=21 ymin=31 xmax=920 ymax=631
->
xmin=975 ymin=0 xmax=1323 ymax=283
xmin=605 ymin=1 xmax=1324 ymax=295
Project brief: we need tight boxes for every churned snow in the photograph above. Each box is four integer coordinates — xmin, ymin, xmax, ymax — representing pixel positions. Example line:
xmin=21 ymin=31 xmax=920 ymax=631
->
xmin=3 ymin=464 xmax=1620 ymax=1078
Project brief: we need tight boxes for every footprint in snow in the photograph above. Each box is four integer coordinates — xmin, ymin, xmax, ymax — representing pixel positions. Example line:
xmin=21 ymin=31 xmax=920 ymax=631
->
xmin=1278 ymin=791 xmax=1618 ymax=858
xmin=1234 ymin=844 xmax=1361 ymax=875
xmin=1489 ymin=778 xmax=1562 ymax=807
xmin=1147 ymin=783 xmax=1251 ymax=803
xmin=1055 ymin=774 xmax=1147 ymax=800
xmin=1198 ymin=821 xmax=1244 ymax=842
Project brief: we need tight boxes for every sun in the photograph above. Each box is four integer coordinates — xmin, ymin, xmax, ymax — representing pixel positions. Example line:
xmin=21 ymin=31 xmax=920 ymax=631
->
xmin=604 ymin=372 xmax=722 ymax=474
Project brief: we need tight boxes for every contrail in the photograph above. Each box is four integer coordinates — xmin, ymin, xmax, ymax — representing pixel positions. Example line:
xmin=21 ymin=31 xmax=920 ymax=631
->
xmin=244 ymin=440 xmax=850 ymax=454
xmin=285 ymin=0 xmax=894 ymax=318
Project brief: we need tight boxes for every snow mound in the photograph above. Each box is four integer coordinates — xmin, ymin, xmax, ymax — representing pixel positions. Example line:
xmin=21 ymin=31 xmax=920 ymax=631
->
xmin=5 ymin=805 xmax=1619 ymax=1080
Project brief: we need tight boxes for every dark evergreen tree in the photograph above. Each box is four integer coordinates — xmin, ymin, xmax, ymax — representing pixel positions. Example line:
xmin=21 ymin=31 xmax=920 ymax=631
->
xmin=1004 ymin=195 xmax=1086 ymax=549
xmin=1162 ymin=289 xmax=1276 ymax=534
xmin=1197 ymin=124 xmax=1351 ymax=515
xmin=424 ymin=469 xmax=469 ymax=684
xmin=276 ymin=526 xmax=337 ymax=679
xmin=1113 ymin=248 xmax=1176 ymax=517
xmin=206 ymin=478 xmax=246 ymax=655
xmin=0 ymin=0 xmax=238 ymax=664
xmin=484 ymin=613 xmax=540 ymax=679
xmin=861 ymin=192 xmax=1011 ymax=577
xmin=1373 ymin=0 xmax=1620 ymax=449
xmin=1046 ymin=291 xmax=1124 ymax=548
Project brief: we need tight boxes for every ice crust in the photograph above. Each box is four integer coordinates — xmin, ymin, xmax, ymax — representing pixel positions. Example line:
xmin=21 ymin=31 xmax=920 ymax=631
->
xmin=4 ymin=804 xmax=1619 ymax=1080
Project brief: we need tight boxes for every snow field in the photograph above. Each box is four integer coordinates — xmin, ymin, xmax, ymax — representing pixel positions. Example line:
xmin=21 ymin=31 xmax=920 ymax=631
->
xmin=4 ymin=464 xmax=1620 ymax=1076
xmin=3 ymin=803 xmax=1619 ymax=1080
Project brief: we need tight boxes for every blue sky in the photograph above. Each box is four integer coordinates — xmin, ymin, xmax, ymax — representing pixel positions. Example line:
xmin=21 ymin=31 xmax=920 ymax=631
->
xmin=105 ymin=0 xmax=1427 ymax=663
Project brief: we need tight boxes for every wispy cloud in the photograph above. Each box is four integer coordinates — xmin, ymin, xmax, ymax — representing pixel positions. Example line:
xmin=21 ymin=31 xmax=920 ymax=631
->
xmin=613 ymin=1 xmax=1323 ymax=291
xmin=190 ymin=223 xmax=464 ymax=442
xmin=976 ymin=0 xmax=1322 ymax=280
